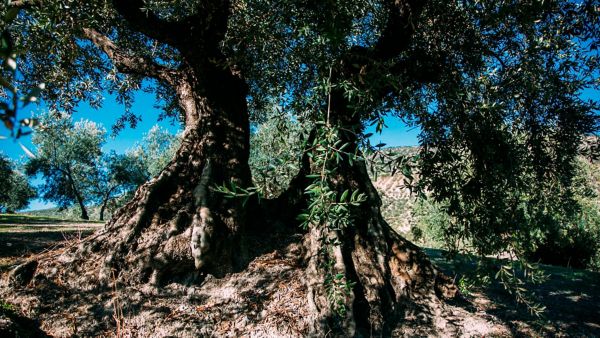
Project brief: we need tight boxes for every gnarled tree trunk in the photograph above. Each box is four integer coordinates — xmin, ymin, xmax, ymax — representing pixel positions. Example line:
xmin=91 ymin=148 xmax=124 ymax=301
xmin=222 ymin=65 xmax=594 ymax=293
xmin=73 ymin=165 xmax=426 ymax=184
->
xmin=34 ymin=0 xmax=255 ymax=286
xmin=82 ymin=60 xmax=252 ymax=285
xmin=310 ymin=167 xmax=455 ymax=336
xmin=297 ymin=115 xmax=455 ymax=336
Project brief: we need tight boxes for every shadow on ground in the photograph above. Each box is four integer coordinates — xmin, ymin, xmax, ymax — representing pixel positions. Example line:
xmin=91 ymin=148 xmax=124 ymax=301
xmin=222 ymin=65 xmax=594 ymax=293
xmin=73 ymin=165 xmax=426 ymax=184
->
xmin=0 ymin=231 xmax=96 ymax=262
xmin=0 ymin=215 xmax=86 ymax=225
xmin=425 ymin=248 xmax=600 ymax=336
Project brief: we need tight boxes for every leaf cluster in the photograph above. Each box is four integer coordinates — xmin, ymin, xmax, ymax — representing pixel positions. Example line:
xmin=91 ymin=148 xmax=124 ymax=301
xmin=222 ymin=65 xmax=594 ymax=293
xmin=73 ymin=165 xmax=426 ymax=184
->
xmin=0 ymin=153 xmax=36 ymax=212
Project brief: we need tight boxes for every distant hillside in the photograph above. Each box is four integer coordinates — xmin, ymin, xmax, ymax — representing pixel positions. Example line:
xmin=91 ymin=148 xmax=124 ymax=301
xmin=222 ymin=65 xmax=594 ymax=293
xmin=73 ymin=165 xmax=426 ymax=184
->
xmin=372 ymin=146 xmax=600 ymax=250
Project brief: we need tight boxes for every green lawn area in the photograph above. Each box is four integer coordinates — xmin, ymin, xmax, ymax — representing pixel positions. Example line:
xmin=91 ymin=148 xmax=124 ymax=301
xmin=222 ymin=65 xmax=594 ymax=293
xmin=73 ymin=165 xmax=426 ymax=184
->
xmin=0 ymin=214 xmax=102 ymax=267
xmin=0 ymin=213 xmax=103 ymax=225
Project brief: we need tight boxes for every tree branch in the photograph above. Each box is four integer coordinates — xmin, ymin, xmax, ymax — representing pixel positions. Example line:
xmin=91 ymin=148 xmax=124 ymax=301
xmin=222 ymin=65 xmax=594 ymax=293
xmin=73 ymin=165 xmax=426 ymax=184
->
xmin=373 ymin=0 xmax=427 ymax=60
xmin=111 ymin=0 xmax=188 ymax=47
xmin=82 ymin=28 xmax=178 ymax=85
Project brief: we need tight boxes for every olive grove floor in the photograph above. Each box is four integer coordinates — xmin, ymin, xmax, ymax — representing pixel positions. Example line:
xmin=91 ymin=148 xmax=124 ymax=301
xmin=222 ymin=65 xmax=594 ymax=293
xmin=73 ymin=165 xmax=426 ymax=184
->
xmin=0 ymin=218 xmax=598 ymax=337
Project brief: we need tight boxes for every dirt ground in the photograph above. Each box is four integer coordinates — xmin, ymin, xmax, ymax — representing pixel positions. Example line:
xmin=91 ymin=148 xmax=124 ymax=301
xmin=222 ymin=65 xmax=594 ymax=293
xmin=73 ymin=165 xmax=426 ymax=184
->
xmin=0 ymin=222 xmax=100 ymax=269
xmin=0 ymin=221 xmax=599 ymax=337
xmin=426 ymin=249 xmax=600 ymax=337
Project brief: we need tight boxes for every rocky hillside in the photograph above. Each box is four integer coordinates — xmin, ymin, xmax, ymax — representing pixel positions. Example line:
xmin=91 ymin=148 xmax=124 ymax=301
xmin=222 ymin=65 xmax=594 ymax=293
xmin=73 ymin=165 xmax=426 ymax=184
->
xmin=373 ymin=174 xmax=416 ymax=234
xmin=372 ymin=145 xmax=600 ymax=250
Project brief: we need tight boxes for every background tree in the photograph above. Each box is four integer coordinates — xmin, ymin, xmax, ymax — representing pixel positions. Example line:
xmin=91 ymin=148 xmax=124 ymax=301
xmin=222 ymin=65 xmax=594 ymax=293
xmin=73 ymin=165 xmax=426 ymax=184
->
xmin=249 ymin=111 xmax=303 ymax=198
xmin=87 ymin=151 xmax=148 ymax=221
xmin=0 ymin=154 xmax=36 ymax=213
xmin=89 ymin=126 xmax=180 ymax=221
xmin=128 ymin=125 xmax=180 ymax=179
xmin=25 ymin=112 xmax=105 ymax=220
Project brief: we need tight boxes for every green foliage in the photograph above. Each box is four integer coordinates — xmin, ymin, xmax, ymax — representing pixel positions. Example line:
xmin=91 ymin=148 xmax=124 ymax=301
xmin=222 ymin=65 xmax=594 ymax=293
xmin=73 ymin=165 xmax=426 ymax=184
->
xmin=212 ymin=180 xmax=260 ymax=207
xmin=249 ymin=112 xmax=304 ymax=198
xmin=128 ymin=125 xmax=180 ymax=179
xmin=25 ymin=112 xmax=105 ymax=217
xmin=0 ymin=6 xmax=42 ymax=139
xmin=494 ymin=259 xmax=548 ymax=317
xmin=323 ymin=257 xmax=356 ymax=318
xmin=0 ymin=154 xmax=36 ymax=212
xmin=299 ymin=124 xmax=367 ymax=231
xmin=524 ymin=158 xmax=600 ymax=271
xmin=0 ymin=300 xmax=16 ymax=316
xmin=416 ymin=0 xmax=598 ymax=261
xmin=23 ymin=120 xmax=178 ymax=221
xmin=86 ymin=151 xmax=149 ymax=220
xmin=410 ymin=198 xmax=448 ymax=248
xmin=91 ymin=125 xmax=180 ymax=219
xmin=1 ymin=1 xmax=179 ymax=125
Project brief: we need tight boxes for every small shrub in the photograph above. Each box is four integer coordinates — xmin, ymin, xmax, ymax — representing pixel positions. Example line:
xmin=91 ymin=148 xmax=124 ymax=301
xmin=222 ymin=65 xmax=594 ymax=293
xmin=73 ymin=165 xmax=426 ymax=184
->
xmin=410 ymin=198 xmax=448 ymax=248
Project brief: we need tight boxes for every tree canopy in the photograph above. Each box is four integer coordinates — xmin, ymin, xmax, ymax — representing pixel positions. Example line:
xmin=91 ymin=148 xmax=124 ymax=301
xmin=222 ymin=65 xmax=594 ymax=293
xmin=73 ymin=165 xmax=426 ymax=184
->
xmin=0 ymin=153 xmax=36 ymax=213
xmin=1 ymin=0 xmax=598 ymax=334
xmin=25 ymin=112 xmax=105 ymax=219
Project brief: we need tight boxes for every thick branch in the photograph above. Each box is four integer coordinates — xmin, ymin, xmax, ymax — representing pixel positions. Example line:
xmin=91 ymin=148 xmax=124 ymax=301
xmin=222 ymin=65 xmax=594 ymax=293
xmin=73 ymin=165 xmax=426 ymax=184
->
xmin=373 ymin=0 xmax=427 ymax=60
xmin=111 ymin=0 xmax=231 ymax=62
xmin=340 ymin=0 xmax=428 ymax=83
xmin=111 ymin=0 xmax=188 ymax=47
xmin=82 ymin=28 xmax=178 ymax=85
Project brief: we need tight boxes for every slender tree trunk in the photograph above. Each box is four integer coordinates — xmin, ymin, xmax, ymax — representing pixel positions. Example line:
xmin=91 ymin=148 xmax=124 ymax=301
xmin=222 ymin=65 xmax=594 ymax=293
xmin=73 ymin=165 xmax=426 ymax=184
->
xmin=99 ymin=186 xmax=118 ymax=221
xmin=77 ymin=198 xmax=89 ymax=221
xmin=99 ymin=197 xmax=108 ymax=222
xmin=99 ymin=203 xmax=106 ymax=222
xmin=67 ymin=169 xmax=89 ymax=220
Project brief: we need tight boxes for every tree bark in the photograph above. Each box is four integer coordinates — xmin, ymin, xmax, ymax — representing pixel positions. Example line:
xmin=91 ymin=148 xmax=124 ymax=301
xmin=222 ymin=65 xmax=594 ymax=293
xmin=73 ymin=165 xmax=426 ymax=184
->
xmin=98 ymin=185 xmax=119 ymax=221
xmin=40 ymin=0 xmax=252 ymax=286
xmin=78 ymin=58 xmax=252 ymax=285
xmin=296 ymin=87 xmax=455 ymax=335
xmin=67 ymin=169 xmax=89 ymax=220
xmin=98 ymin=193 xmax=109 ymax=222
xmin=98 ymin=194 xmax=109 ymax=222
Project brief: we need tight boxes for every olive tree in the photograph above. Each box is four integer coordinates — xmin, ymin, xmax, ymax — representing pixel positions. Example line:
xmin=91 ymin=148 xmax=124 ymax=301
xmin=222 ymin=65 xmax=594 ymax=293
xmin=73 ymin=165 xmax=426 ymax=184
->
xmin=25 ymin=112 xmax=105 ymax=220
xmin=2 ymin=0 xmax=597 ymax=335
xmin=0 ymin=154 xmax=36 ymax=213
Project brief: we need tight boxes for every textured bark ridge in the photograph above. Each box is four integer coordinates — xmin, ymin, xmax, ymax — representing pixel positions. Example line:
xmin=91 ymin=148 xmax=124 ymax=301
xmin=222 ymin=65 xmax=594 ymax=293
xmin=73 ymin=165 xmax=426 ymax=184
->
xmin=300 ymin=136 xmax=455 ymax=336
xmin=95 ymin=65 xmax=250 ymax=285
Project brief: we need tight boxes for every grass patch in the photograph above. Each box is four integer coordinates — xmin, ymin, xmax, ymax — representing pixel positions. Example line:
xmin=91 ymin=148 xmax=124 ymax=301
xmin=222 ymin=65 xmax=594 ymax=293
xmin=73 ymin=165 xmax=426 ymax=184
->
xmin=0 ymin=213 xmax=103 ymax=225
xmin=0 ymin=300 xmax=17 ymax=316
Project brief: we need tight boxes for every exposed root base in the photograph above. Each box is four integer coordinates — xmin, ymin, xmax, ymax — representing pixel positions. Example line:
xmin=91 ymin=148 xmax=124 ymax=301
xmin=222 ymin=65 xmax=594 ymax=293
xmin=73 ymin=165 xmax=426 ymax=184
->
xmin=0 ymin=231 xmax=511 ymax=337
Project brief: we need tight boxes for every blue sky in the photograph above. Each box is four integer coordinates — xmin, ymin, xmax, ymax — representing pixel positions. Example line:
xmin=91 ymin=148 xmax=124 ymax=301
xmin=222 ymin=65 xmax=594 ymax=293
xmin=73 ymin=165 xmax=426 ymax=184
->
xmin=2 ymin=90 xmax=421 ymax=211
xmin=5 ymin=85 xmax=597 ymax=211
xmin=1 ymin=91 xmax=182 ymax=210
